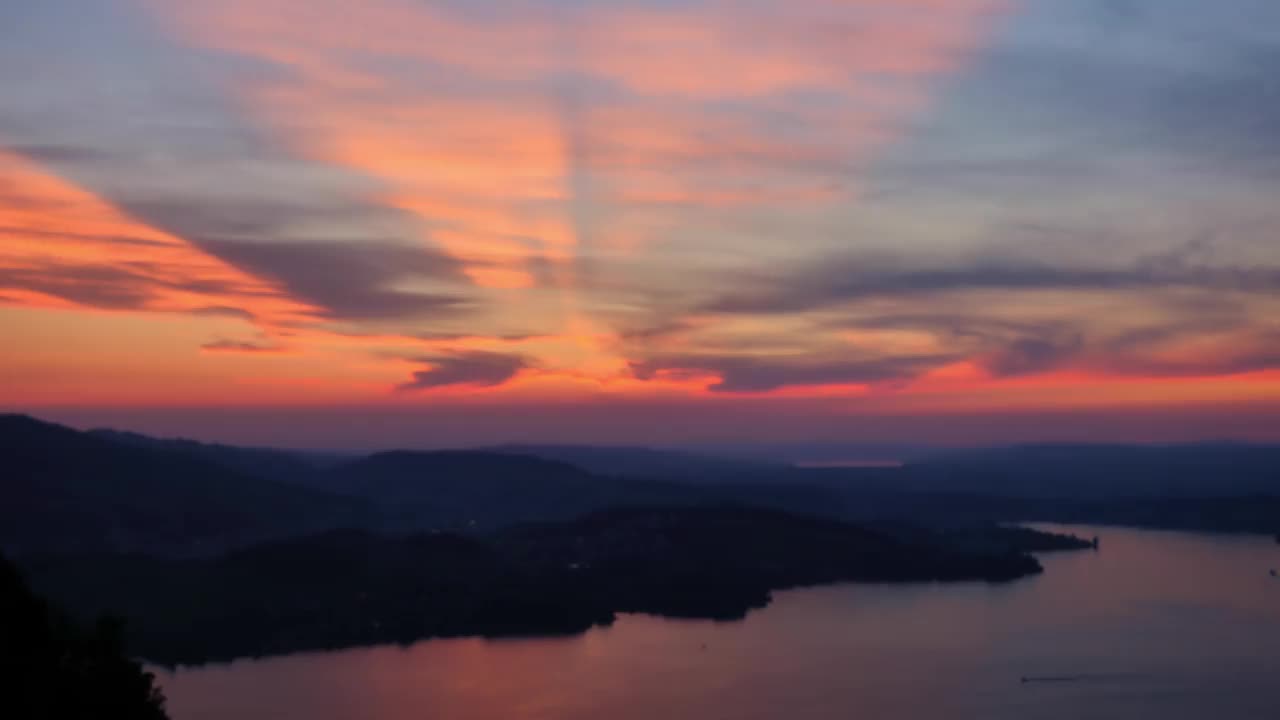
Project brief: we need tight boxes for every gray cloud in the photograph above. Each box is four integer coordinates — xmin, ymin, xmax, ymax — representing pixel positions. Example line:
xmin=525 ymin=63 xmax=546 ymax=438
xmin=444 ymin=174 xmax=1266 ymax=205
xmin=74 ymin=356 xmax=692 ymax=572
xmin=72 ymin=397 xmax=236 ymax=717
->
xmin=627 ymin=281 xmax=1277 ymax=392
xmin=415 ymin=331 xmax=548 ymax=342
xmin=630 ymin=353 xmax=957 ymax=393
xmin=980 ymin=44 xmax=1280 ymax=180
xmin=1096 ymin=324 xmax=1280 ymax=378
xmin=0 ymin=262 xmax=251 ymax=310
xmin=201 ymin=339 xmax=286 ymax=353
xmin=198 ymin=240 xmax=467 ymax=320
xmin=831 ymin=313 xmax=1091 ymax=377
xmin=6 ymin=142 xmax=119 ymax=166
xmin=848 ymin=308 xmax=1279 ymax=381
xmin=982 ymin=334 xmax=1084 ymax=377
xmin=397 ymin=351 xmax=529 ymax=391
xmin=0 ymin=266 xmax=144 ymax=308
xmin=0 ymin=225 xmax=178 ymax=249
xmin=629 ymin=319 xmax=1280 ymax=392
xmin=187 ymin=305 xmax=257 ymax=321
xmin=872 ymin=0 xmax=1280 ymax=201
xmin=706 ymin=252 xmax=1280 ymax=316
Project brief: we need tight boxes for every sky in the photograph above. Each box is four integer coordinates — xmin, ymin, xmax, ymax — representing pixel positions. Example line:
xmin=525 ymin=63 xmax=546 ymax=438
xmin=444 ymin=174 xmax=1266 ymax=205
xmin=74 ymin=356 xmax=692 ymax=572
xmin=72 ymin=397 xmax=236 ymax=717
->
xmin=2 ymin=0 xmax=1279 ymax=448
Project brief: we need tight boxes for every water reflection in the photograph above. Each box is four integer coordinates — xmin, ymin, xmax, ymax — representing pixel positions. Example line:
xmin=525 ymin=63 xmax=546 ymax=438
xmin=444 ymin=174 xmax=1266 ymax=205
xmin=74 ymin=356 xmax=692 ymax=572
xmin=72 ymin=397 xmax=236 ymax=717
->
xmin=157 ymin=526 xmax=1280 ymax=720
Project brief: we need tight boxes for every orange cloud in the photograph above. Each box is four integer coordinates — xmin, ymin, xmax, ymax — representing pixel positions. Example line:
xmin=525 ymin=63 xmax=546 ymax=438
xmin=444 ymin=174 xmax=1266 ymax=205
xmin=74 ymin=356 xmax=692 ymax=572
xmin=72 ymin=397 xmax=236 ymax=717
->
xmin=0 ymin=149 xmax=315 ymax=324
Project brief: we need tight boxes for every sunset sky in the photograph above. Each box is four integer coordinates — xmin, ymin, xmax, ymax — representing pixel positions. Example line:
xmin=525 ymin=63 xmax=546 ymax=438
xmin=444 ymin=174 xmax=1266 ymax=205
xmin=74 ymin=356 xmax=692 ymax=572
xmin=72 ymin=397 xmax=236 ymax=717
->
xmin=3 ymin=0 xmax=1279 ymax=448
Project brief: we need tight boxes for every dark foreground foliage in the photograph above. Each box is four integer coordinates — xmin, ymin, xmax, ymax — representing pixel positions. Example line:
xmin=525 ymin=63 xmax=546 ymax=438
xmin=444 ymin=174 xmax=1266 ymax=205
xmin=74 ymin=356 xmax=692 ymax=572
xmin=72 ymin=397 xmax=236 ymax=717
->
xmin=0 ymin=554 xmax=168 ymax=720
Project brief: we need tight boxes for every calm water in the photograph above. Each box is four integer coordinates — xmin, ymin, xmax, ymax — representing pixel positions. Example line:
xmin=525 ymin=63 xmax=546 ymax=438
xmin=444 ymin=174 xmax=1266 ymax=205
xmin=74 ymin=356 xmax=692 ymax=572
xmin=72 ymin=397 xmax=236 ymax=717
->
xmin=155 ymin=526 xmax=1280 ymax=719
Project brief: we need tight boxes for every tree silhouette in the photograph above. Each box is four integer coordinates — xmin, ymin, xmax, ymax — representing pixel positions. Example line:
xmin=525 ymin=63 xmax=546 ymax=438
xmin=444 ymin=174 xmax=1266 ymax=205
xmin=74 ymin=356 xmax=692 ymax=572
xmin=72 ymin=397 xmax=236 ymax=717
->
xmin=0 ymin=553 xmax=168 ymax=720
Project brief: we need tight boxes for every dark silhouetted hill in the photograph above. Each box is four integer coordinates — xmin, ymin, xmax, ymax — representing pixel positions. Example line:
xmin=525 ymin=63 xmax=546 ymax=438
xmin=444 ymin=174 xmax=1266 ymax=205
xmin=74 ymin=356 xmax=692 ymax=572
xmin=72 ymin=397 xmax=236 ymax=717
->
xmin=86 ymin=428 xmax=348 ymax=487
xmin=327 ymin=450 xmax=739 ymax=530
xmin=0 ymin=415 xmax=370 ymax=555
xmin=483 ymin=444 xmax=784 ymax=482
xmin=1 ymin=415 xmax=848 ymax=552
xmin=24 ymin=506 xmax=1042 ymax=665
xmin=498 ymin=506 xmax=1041 ymax=619
xmin=9 ymin=414 xmax=1278 ymax=546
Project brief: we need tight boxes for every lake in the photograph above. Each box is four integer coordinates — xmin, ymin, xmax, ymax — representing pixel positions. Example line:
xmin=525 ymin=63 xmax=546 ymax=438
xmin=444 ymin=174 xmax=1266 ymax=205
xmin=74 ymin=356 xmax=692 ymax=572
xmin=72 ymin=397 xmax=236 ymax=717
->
xmin=155 ymin=526 xmax=1280 ymax=719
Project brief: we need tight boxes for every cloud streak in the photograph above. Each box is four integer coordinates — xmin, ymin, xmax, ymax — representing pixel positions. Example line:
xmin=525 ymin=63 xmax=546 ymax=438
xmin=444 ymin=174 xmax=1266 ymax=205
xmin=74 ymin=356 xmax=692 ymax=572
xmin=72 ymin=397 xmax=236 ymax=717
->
xmin=197 ymin=239 xmax=468 ymax=321
xmin=201 ymin=340 xmax=289 ymax=354
xmin=397 ymin=351 xmax=529 ymax=391
xmin=631 ymin=351 xmax=960 ymax=393
xmin=706 ymin=252 xmax=1280 ymax=316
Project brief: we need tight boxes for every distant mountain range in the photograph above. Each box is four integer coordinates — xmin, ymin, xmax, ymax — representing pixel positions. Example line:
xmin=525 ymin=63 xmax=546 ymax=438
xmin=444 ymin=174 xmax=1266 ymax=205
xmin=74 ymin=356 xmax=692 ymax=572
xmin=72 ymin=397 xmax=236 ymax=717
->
xmin=4 ymin=413 xmax=1280 ymax=559
xmin=478 ymin=443 xmax=786 ymax=482
xmin=0 ymin=415 xmax=836 ymax=554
